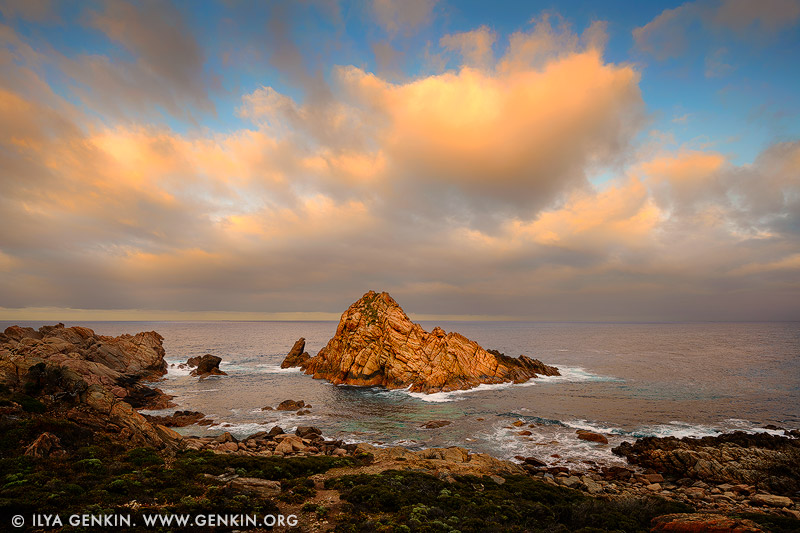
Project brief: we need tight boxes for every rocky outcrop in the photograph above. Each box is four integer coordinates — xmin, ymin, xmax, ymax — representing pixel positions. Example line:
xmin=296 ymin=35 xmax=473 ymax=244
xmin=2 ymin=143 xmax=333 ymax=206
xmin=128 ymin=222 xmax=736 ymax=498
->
xmin=24 ymin=432 xmax=63 ymax=458
xmin=143 ymin=410 xmax=213 ymax=427
xmin=319 ymin=443 xmax=526 ymax=481
xmin=0 ymin=323 xmax=176 ymax=449
xmin=187 ymin=354 xmax=227 ymax=377
xmin=0 ymin=323 xmax=168 ymax=395
xmin=613 ymin=432 xmax=800 ymax=497
xmin=281 ymin=337 xmax=310 ymax=368
xmin=282 ymin=290 xmax=559 ymax=393
xmin=651 ymin=513 xmax=765 ymax=532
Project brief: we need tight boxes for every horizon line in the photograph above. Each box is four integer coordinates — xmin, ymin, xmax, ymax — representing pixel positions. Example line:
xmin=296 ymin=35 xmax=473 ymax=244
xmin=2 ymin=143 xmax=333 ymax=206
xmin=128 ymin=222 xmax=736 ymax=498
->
xmin=0 ymin=307 xmax=797 ymax=324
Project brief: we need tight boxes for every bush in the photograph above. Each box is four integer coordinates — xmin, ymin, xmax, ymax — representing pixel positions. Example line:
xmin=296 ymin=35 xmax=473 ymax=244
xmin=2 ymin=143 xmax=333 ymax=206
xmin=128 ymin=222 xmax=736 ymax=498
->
xmin=328 ymin=471 xmax=693 ymax=533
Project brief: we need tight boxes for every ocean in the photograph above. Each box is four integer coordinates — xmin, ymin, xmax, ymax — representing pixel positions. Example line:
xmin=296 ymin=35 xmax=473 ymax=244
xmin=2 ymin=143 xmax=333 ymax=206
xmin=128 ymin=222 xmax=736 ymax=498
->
xmin=4 ymin=320 xmax=799 ymax=470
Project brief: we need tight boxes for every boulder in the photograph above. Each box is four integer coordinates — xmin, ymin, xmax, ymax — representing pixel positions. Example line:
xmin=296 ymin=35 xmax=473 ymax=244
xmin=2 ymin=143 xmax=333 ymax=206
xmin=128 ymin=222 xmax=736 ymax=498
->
xmin=24 ymin=432 xmax=63 ymax=458
xmin=214 ymin=432 xmax=237 ymax=444
xmin=276 ymin=399 xmax=304 ymax=410
xmin=281 ymin=291 xmax=559 ymax=393
xmin=267 ymin=426 xmax=285 ymax=437
xmin=281 ymin=338 xmax=311 ymax=369
xmin=576 ymin=429 xmax=609 ymax=444
xmin=275 ymin=435 xmax=306 ymax=454
xmin=749 ymin=493 xmax=793 ymax=508
xmin=228 ymin=478 xmax=281 ymax=498
xmin=644 ymin=473 xmax=665 ymax=483
xmin=188 ymin=354 xmax=227 ymax=377
xmin=295 ymin=426 xmax=322 ymax=439
xmin=522 ymin=456 xmax=548 ymax=468
xmin=420 ymin=420 xmax=452 ymax=429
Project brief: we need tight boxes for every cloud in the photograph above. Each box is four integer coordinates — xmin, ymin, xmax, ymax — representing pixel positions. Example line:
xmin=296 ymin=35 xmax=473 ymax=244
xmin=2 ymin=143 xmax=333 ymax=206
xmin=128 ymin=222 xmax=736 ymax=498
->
xmin=634 ymin=0 xmax=800 ymax=60
xmin=372 ymin=0 xmax=437 ymax=38
xmin=639 ymin=142 xmax=800 ymax=238
xmin=372 ymin=41 xmax=404 ymax=78
xmin=0 ymin=0 xmax=55 ymax=22
xmin=633 ymin=3 xmax=701 ymax=60
xmin=1 ymin=10 xmax=799 ymax=320
xmin=508 ymin=177 xmax=661 ymax=251
xmin=641 ymin=149 xmax=729 ymax=212
xmin=337 ymin=51 xmax=643 ymax=220
xmin=58 ymin=0 xmax=213 ymax=121
xmin=704 ymin=47 xmax=735 ymax=77
xmin=440 ymin=26 xmax=496 ymax=69
xmin=712 ymin=0 xmax=800 ymax=33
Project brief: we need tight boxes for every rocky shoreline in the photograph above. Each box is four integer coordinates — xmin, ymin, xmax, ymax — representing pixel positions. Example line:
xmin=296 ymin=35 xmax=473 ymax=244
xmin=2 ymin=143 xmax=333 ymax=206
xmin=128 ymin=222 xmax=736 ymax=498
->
xmin=1 ymin=323 xmax=799 ymax=531
xmin=169 ymin=417 xmax=800 ymax=527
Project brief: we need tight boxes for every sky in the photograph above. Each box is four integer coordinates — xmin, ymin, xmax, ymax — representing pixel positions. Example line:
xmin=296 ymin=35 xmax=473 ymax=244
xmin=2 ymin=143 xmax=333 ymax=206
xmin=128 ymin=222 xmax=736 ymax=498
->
xmin=1 ymin=0 xmax=799 ymax=322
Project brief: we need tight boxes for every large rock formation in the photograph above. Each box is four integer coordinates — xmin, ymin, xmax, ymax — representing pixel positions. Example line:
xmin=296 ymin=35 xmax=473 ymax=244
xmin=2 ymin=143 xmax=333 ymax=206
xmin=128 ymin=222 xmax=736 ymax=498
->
xmin=0 ymin=323 xmax=176 ymax=449
xmin=282 ymin=290 xmax=559 ymax=393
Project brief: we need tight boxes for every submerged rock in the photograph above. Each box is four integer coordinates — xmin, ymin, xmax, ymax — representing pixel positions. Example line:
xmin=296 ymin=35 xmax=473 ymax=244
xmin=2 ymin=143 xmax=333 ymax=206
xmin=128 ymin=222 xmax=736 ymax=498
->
xmin=282 ymin=290 xmax=559 ymax=393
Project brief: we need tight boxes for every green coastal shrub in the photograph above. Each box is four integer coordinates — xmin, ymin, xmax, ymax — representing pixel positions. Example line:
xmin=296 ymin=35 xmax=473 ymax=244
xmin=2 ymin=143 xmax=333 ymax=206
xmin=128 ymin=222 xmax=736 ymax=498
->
xmin=327 ymin=470 xmax=694 ymax=533
xmin=12 ymin=394 xmax=45 ymax=413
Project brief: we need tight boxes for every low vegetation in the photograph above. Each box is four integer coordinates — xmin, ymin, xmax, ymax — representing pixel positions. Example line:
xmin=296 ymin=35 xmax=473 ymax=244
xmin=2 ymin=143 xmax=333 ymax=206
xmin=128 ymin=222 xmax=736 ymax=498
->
xmin=327 ymin=470 xmax=693 ymax=532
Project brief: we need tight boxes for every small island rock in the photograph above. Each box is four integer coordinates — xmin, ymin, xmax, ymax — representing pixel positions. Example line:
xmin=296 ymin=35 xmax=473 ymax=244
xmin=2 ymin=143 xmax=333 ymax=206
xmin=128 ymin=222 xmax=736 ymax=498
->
xmin=281 ymin=291 xmax=559 ymax=393
xmin=187 ymin=354 xmax=227 ymax=377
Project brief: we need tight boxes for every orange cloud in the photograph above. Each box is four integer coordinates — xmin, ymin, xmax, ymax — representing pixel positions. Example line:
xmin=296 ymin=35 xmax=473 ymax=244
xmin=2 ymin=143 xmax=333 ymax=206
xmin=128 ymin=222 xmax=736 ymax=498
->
xmin=510 ymin=177 xmax=661 ymax=249
xmin=639 ymin=149 xmax=729 ymax=211
xmin=337 ymin=48 xmax=642 ymax=213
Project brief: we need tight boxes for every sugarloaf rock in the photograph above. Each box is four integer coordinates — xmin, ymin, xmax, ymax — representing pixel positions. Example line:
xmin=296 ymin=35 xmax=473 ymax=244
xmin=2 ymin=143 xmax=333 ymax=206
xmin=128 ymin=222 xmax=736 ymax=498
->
xmin=281 ymin=291 xmax=559 ymax=393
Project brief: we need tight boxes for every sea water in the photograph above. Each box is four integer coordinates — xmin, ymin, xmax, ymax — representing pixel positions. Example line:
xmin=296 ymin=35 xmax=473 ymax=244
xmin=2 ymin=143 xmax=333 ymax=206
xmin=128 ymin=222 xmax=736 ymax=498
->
xmin=4 ymin=320 xmax=798 ymax=470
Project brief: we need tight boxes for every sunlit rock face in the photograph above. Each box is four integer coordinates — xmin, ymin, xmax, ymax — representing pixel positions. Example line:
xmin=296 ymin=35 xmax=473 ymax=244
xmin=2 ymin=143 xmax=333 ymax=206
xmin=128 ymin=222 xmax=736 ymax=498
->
xmin=283 ymin=291 xmax=559 ymax=393
xmin=0 ymin=323 xmax=176 ymax=449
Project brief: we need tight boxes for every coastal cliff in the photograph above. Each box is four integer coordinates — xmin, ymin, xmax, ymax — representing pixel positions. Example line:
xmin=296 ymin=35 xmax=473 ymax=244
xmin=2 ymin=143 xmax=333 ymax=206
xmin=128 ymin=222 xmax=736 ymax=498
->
xmin=282 ymin=290 xmax=559 ymax=393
